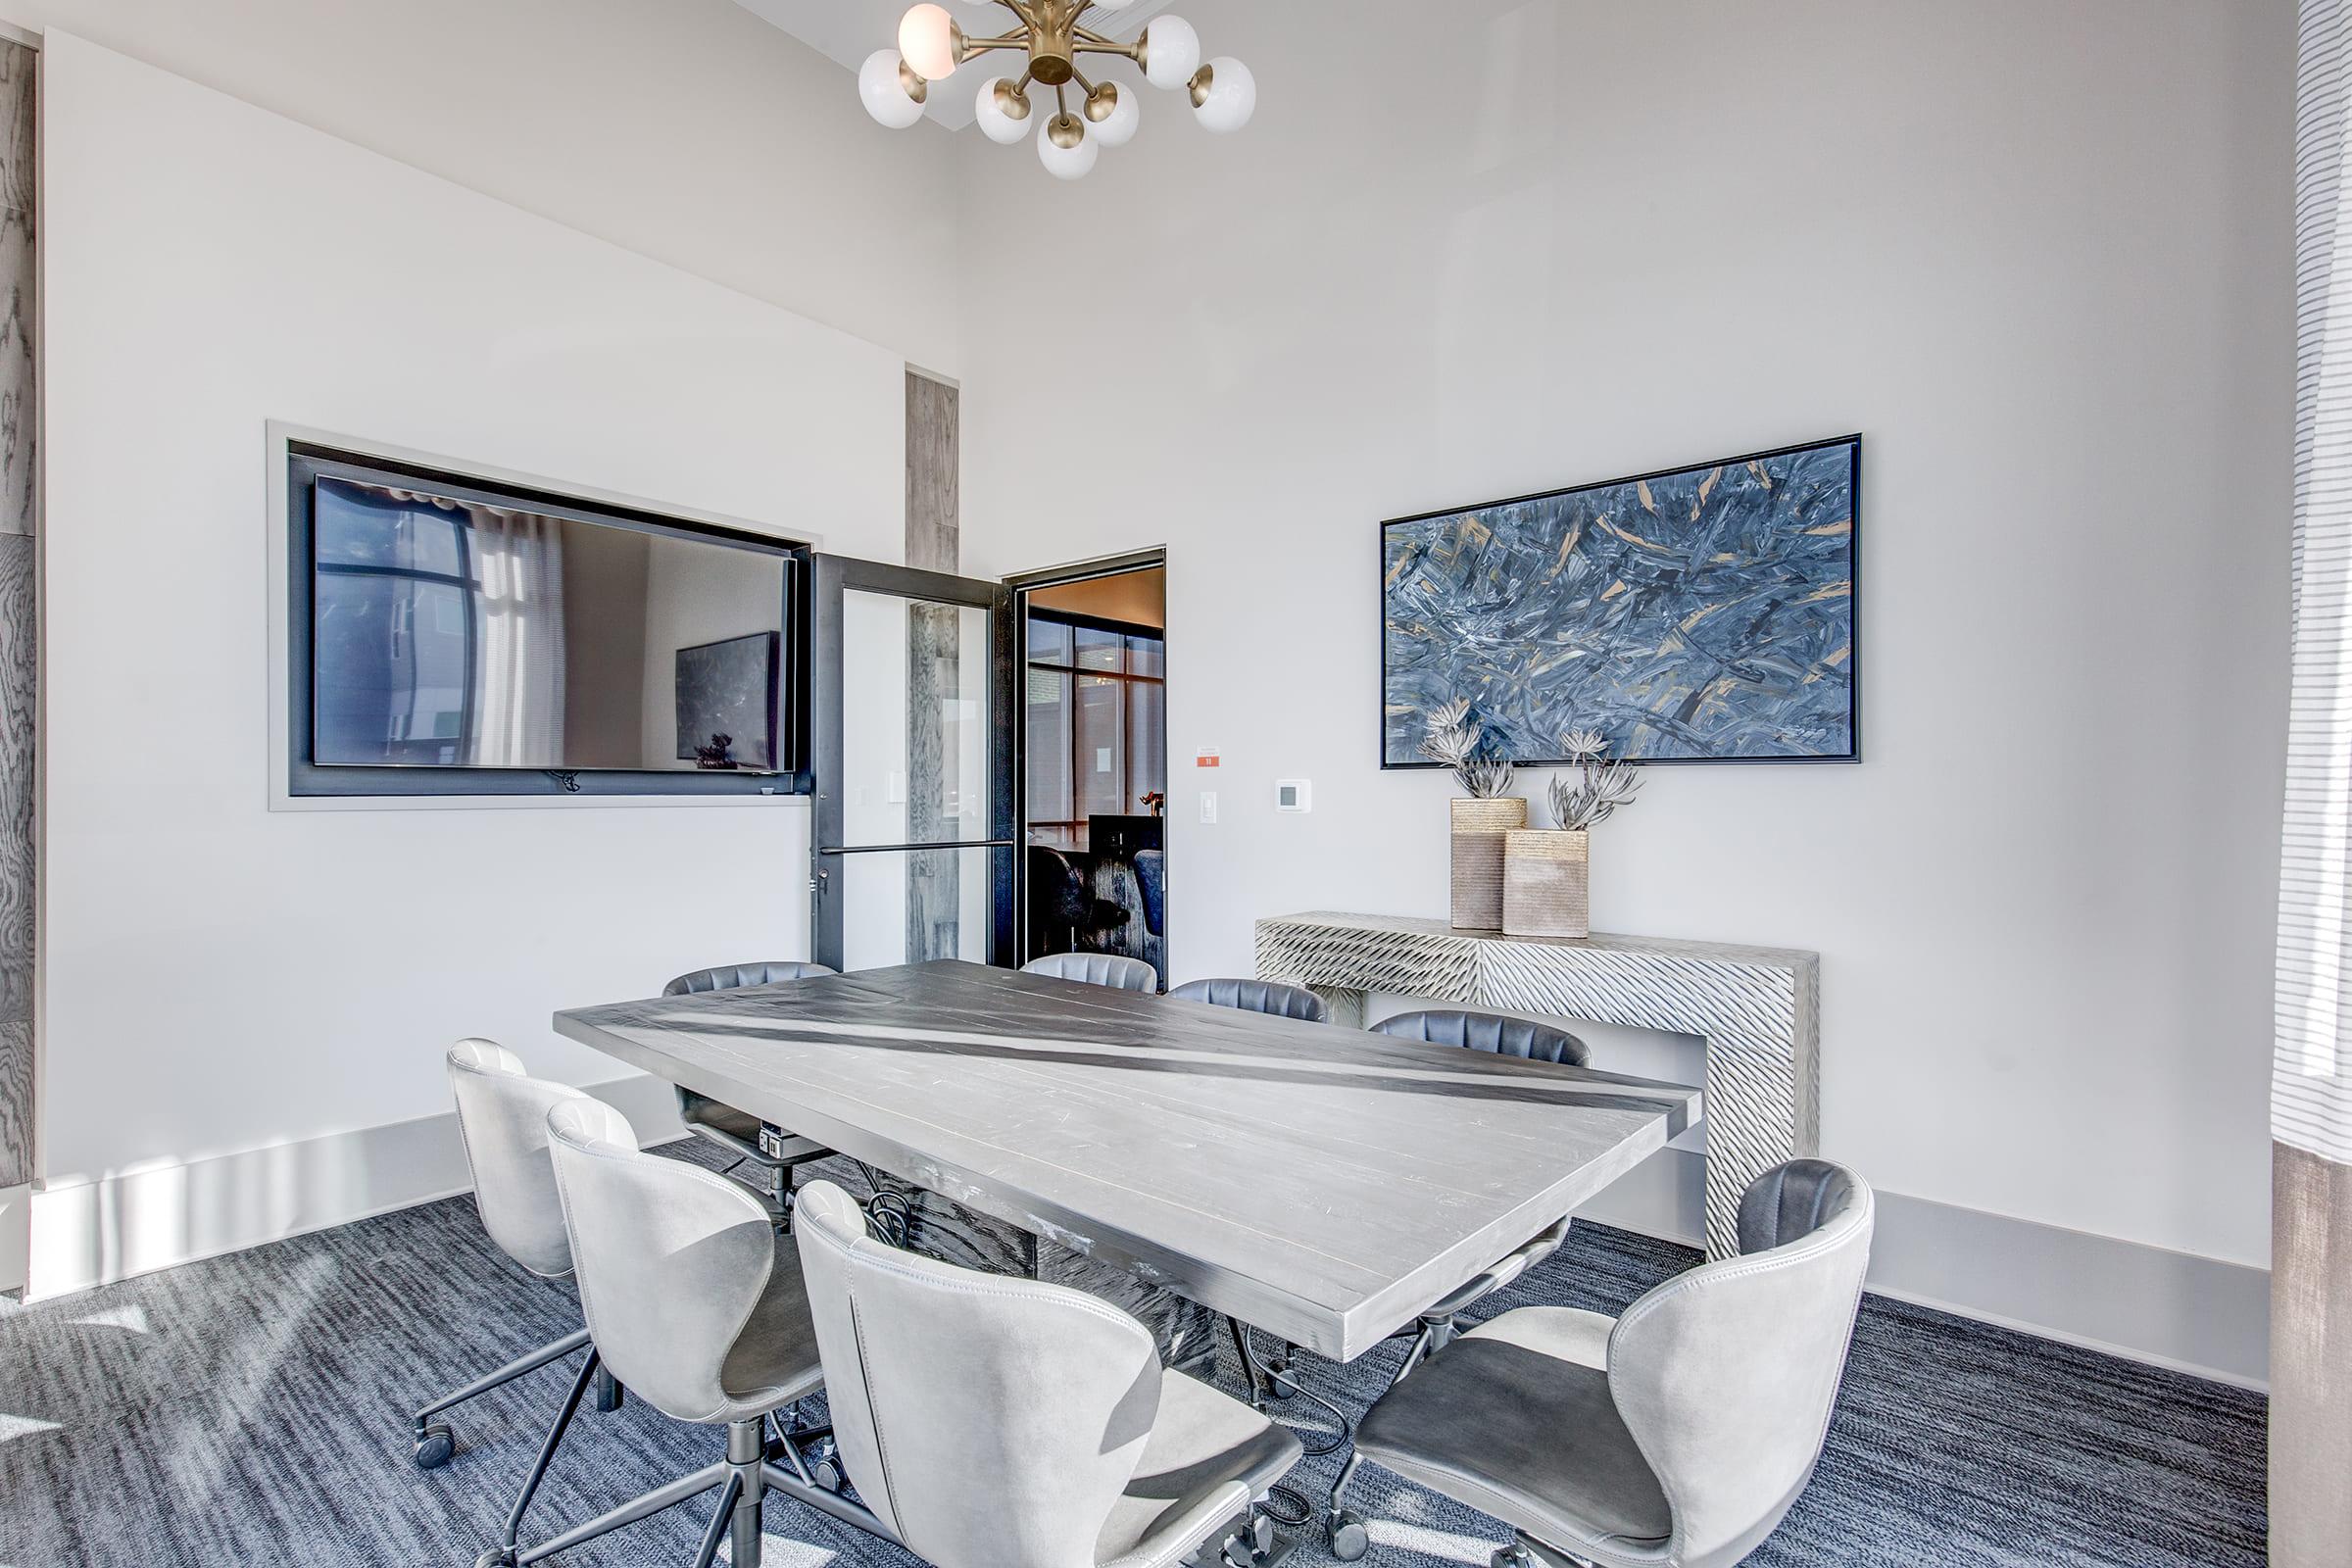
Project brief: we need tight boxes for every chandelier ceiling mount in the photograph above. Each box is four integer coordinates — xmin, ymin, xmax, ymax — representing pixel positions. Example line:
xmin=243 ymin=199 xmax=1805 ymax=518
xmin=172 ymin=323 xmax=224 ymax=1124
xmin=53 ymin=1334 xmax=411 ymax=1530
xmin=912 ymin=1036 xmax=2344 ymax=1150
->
xmin=859 ymin=1 xmax=1255 ymax=181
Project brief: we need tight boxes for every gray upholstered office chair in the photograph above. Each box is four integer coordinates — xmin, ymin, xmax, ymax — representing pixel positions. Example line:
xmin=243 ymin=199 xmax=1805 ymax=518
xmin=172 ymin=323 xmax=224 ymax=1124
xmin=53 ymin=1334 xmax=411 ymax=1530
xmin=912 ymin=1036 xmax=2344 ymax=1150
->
xmin=1373 ymin=1008 xmax=1592 ymax=1065
xmin=1327 ymin=1158 xmax=1874 ymax=1567
xmin=538 ymin=1099 xmax=839 ymax=1568
xmin=421 ymin=1041 xmax=618 ymax=1568
xmin=1022 ymin=951 xmax=1159 ymax=992
xmin=665 ymin=960 xmax=836 ymax=1219
xmin=1169 ymin=976 xmax=1329 ymax=1022
xmin=793 ymin=1178 xmax=1304 ymax=1568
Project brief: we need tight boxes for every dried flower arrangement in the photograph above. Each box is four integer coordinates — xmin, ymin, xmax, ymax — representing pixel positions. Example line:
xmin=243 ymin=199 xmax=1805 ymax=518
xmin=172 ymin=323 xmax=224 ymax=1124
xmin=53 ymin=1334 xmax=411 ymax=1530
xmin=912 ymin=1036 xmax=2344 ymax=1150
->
xmin=1419 ymin=698 xmax=1517 ymax=798
xmin=1548 ymin=728 xmax=1642 ymax=831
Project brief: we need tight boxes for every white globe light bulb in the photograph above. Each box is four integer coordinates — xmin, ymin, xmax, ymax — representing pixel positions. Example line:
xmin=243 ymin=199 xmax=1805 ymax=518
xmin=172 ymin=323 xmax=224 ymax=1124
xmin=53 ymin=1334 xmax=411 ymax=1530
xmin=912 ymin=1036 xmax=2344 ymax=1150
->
xmin=1037 ymin=116 xmax=1099 ymax=180
xmin=1191 ymin=56 xmax=1255 ymax=133
xmin=1142 ymin=16 xmax=1200 ymax=90
xmin=898 ymin=3 xmax=961 ymax=80
xmin=1089 ymin=82 xmax=1140 ymax=148
xmin=858 ymin=49 xmax=926 ymax=129
xmin=974 ymin=76 xmax=1031 ymax=145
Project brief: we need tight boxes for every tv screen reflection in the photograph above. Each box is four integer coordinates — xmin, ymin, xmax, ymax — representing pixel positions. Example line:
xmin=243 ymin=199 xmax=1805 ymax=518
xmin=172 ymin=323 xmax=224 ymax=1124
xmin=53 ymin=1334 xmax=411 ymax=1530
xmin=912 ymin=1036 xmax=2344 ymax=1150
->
xmin=310 ymin=477 xmax=787 ymax=773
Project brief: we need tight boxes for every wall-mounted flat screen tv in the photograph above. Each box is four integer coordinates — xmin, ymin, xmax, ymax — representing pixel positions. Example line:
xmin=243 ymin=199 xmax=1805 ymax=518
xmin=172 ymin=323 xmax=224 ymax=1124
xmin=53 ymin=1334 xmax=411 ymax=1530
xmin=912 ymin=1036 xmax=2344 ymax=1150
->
xmin=293 ymin=450 xmax=799 ymax=794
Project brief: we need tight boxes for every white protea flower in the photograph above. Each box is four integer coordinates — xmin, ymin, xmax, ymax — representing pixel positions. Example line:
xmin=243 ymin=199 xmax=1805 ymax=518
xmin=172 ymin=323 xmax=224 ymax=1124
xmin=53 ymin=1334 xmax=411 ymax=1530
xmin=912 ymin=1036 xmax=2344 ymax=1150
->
xmin=1419 ymin=697 xmax=1517 ymax=799
xmin=1550 ymin=726 xmax=1642 ymax=830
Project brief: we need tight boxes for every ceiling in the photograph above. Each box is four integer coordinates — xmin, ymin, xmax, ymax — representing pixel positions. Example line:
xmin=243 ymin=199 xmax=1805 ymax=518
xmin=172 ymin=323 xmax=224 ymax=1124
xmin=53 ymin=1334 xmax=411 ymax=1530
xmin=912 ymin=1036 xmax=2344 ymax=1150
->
xmin=737 ymin=0 xmax=1174 ymax=129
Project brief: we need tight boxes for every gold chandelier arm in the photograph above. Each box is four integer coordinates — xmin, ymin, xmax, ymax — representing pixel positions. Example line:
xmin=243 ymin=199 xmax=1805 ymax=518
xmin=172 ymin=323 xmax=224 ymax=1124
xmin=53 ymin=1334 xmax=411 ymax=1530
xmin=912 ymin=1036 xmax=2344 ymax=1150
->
xmin=1072 ymin=37 xmax=1143 ymax=62
xmin=956 ymin=30 xmax=1034 ymax=63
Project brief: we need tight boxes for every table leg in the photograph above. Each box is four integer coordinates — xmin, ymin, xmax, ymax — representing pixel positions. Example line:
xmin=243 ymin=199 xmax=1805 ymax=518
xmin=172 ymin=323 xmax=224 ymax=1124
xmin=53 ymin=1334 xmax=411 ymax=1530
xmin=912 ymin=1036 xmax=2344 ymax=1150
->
xmin=1305 ymin=987 xmax=1366 ymax=1030
xmin=808 ymin=1154 xmax=1221 ymax=1376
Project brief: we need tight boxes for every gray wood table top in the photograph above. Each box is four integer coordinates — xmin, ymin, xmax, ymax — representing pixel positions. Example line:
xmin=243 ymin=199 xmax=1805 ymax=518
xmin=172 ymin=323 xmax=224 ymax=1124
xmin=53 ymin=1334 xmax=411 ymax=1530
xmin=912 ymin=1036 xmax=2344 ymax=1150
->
xmin=554 ymin=959 xmax=1700 ymax=1360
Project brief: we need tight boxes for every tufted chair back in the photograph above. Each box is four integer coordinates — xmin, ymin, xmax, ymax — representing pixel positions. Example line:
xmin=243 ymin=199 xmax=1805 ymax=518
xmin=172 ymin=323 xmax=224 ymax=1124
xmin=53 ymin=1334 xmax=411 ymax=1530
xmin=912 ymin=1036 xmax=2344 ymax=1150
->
xmin=663 ymin=960 xmax=835 ymax=997
xmin=1373 ymin=1008 xmax=1591 ymax=1066
xmin=1168 ymin=977 xmax=1329 ymax=1023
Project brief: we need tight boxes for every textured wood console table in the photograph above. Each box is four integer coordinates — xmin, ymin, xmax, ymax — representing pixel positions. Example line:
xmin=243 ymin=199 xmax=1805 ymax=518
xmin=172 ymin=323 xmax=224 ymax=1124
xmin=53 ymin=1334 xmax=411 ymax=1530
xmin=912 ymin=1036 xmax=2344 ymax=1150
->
xmin=1255 ymin=910 xmax=1819 ymax=1259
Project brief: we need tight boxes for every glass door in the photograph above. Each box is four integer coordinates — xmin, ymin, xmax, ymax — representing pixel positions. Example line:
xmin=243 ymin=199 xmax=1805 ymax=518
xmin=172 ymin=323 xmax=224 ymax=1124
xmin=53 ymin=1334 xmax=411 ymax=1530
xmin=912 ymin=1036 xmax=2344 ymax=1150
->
xmin=809 ymin=556 xmax=1016 ymax=972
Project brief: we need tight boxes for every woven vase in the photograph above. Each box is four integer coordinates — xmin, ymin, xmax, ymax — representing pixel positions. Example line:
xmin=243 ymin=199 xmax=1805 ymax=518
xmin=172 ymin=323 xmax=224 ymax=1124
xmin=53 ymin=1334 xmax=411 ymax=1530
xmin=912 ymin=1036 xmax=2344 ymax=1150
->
xmin=1449 ymin=798 xmax=1528 ymax=930
xmin=1503 ymin=829 xmax=1592 ymax=940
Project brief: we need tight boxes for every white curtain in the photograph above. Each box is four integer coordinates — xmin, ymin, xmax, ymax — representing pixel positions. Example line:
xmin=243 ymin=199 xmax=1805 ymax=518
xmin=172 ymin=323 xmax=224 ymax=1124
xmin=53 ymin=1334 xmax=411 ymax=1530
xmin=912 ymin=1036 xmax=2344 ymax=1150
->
xmin=2275 ymin=3 xmax=2352 ymax=1557
xmin=464 ymin=506 xmax=566 ymax=767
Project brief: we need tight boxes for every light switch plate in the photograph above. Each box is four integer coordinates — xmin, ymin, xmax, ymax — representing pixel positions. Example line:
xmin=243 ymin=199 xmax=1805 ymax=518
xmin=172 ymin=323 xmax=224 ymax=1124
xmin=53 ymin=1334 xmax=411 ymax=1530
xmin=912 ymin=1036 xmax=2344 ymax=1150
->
xmin=1276 ymin=779 xmax=1311 ymax=812
xmin=1200 ymin=791 xmax=1218 ymax=824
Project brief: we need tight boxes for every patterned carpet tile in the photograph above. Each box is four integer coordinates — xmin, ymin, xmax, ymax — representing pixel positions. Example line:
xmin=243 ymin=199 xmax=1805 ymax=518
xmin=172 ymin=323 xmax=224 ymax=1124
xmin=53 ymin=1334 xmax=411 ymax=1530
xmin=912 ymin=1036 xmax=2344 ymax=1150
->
xmin=0 ymin=1175 xmax=2264 ymax=1567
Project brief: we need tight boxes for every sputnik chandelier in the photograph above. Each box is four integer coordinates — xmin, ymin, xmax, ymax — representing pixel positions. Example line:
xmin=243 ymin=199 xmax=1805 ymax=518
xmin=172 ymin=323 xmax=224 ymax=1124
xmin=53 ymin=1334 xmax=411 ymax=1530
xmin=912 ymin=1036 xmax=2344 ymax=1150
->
xmin=858 ymin=1 xmax=1255 ymax=180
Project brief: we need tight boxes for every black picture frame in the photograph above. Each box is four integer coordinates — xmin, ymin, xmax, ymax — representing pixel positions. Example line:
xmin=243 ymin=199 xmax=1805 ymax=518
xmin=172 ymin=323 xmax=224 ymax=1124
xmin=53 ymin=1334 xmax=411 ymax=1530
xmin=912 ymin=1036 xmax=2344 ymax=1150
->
xmin=1380 ymin=434 xmax=1863 ymax=769
xmin=673 ymin=631 xmax=782 ymax=769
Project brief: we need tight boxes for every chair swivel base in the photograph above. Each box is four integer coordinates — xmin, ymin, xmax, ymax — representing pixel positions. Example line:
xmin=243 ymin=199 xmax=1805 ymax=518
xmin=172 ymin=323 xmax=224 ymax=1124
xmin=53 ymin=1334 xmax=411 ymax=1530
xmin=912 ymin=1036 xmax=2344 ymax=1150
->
xmin=1495 ymin=1535 xmax=1598 ymax=1568
xmin=412 ymin=1325 xmax=595 ymax=1470
xmin=504 ymin=1413 xmax=894 ymax=1568
xmin=1180 ymin=1504 xmax=1289 ymax=1568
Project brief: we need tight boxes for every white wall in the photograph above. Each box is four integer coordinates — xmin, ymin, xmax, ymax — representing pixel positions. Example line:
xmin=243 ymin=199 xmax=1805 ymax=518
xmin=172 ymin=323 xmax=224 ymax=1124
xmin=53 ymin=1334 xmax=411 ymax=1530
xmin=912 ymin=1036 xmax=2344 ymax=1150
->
xmin=0 ymin=0 xmax=963 ymax=369
xmin=28 ymin=33 xmax=916 ymax=1290
xmin=955 ymin=0 xmax=2295 ymax=1274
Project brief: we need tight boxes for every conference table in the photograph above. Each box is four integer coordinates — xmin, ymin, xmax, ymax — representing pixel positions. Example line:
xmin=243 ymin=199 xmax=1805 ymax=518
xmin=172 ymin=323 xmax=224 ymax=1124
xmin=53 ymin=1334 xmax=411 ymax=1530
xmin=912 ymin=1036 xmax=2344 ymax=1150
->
xmin=554 ymin=959 xmax=1701 ymax=1362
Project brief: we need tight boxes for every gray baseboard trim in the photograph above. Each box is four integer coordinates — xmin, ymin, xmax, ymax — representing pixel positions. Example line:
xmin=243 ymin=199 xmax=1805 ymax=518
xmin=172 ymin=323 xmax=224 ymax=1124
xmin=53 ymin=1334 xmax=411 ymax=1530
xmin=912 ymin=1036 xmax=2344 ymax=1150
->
xmin=23 ymin=1072 xmax=688 ymax=1300
xmin=1576 ymin=1147 xmax=2268 ymax=1389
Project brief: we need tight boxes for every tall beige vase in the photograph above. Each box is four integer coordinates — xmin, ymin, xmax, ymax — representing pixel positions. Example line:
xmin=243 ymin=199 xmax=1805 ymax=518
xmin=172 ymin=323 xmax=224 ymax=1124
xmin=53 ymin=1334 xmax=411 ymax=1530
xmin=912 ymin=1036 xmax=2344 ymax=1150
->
xmin=1502 ymin=828 xmax=1592 ymax=939
xmin=1449 ymin=798 xmax=1528 ymax=930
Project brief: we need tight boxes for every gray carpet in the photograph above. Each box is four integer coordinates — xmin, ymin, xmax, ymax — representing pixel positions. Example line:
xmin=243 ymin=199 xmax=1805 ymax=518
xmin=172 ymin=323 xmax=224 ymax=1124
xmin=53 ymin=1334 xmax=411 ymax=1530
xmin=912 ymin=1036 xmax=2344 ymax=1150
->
xmin=0 ymin=1154 xmax=2265 ymax=1568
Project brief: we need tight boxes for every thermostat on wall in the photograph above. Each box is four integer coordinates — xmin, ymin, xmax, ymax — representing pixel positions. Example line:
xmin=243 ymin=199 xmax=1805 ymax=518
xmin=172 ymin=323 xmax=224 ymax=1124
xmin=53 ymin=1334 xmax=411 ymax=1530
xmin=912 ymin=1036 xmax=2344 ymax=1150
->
xmin=1275 ymin=779 xmax=1312 ymax=812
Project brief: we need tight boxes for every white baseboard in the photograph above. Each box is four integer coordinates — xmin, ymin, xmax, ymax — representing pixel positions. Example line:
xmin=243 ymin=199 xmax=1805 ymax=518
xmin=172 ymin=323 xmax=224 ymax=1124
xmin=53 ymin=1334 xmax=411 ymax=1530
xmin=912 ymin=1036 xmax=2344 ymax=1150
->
xmin=22 ymin=1073 xmax=686 ymax=1301
xmin=0 ymin=1181 xmax=27 ymax=1294
xmin=14 ymin=1102 xmax=2273 ymax=1389
xmin=1575 ymin=1146 xmax=2269 ymax=1389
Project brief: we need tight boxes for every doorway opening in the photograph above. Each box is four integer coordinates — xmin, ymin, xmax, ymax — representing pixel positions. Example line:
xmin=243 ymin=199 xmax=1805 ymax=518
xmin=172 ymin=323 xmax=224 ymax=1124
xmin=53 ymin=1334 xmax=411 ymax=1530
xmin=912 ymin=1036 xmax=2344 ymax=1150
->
xmin=1013 ymin=553 xmax=1169 ymax=988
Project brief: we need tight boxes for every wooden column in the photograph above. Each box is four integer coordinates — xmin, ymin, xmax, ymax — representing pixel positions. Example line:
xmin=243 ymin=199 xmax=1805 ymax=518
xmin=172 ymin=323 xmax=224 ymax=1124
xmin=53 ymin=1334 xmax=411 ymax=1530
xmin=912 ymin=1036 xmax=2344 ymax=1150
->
xmin=0 ymin=40 xmax=34 ymax=1190
xmin=904 ymin=370 xmax=961 ymax=961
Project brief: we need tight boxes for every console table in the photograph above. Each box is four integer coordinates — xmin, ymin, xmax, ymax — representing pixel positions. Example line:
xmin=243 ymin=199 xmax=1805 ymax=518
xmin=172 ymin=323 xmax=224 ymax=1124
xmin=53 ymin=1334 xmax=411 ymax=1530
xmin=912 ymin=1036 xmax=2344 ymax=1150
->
xmin=1255 ymin=910 xmax=1819 ymax=1259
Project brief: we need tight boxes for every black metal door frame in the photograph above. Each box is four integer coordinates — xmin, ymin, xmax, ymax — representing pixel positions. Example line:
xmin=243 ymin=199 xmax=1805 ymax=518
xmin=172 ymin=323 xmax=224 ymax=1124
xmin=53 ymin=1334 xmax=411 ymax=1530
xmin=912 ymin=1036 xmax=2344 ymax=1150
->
xmin=808 ymin=554 xmax=1017 ymax=971
xmin=1002 ymin=547 xmax=1171 ymax=976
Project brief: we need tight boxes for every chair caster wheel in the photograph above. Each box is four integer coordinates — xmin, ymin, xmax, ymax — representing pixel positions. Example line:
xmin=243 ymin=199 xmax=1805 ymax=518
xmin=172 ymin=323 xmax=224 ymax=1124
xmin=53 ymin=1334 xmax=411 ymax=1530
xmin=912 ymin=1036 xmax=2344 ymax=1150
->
xmin=413 ymin=1424 xmax=456 ymax=1470
xmin=1491 ymin=1545 xmax=1537 ymax=1568
xmin=474 ymin=1549 xmax=515 ymax=1568
xmin=813 ymin=1458 xmax=842 ymax=1492
xmin=1329 ymin=1510 xmax=1369 ymax=1561
xmin=1263 ymin=1358 xmax=1296 ymax=1400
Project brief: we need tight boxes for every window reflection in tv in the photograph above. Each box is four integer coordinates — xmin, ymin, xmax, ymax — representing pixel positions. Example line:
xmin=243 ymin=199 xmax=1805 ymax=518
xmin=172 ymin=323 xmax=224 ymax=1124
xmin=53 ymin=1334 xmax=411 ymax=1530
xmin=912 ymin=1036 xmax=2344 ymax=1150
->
xmin=310 ymin=477 xmax=787 ymax=773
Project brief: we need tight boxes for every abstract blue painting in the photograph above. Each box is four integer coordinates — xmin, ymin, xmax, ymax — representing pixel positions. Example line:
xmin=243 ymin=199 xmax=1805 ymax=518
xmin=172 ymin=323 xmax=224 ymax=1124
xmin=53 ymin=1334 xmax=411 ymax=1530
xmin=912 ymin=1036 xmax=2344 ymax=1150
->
xmin=1383 ymin=436 xmax=1859 ymax=764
